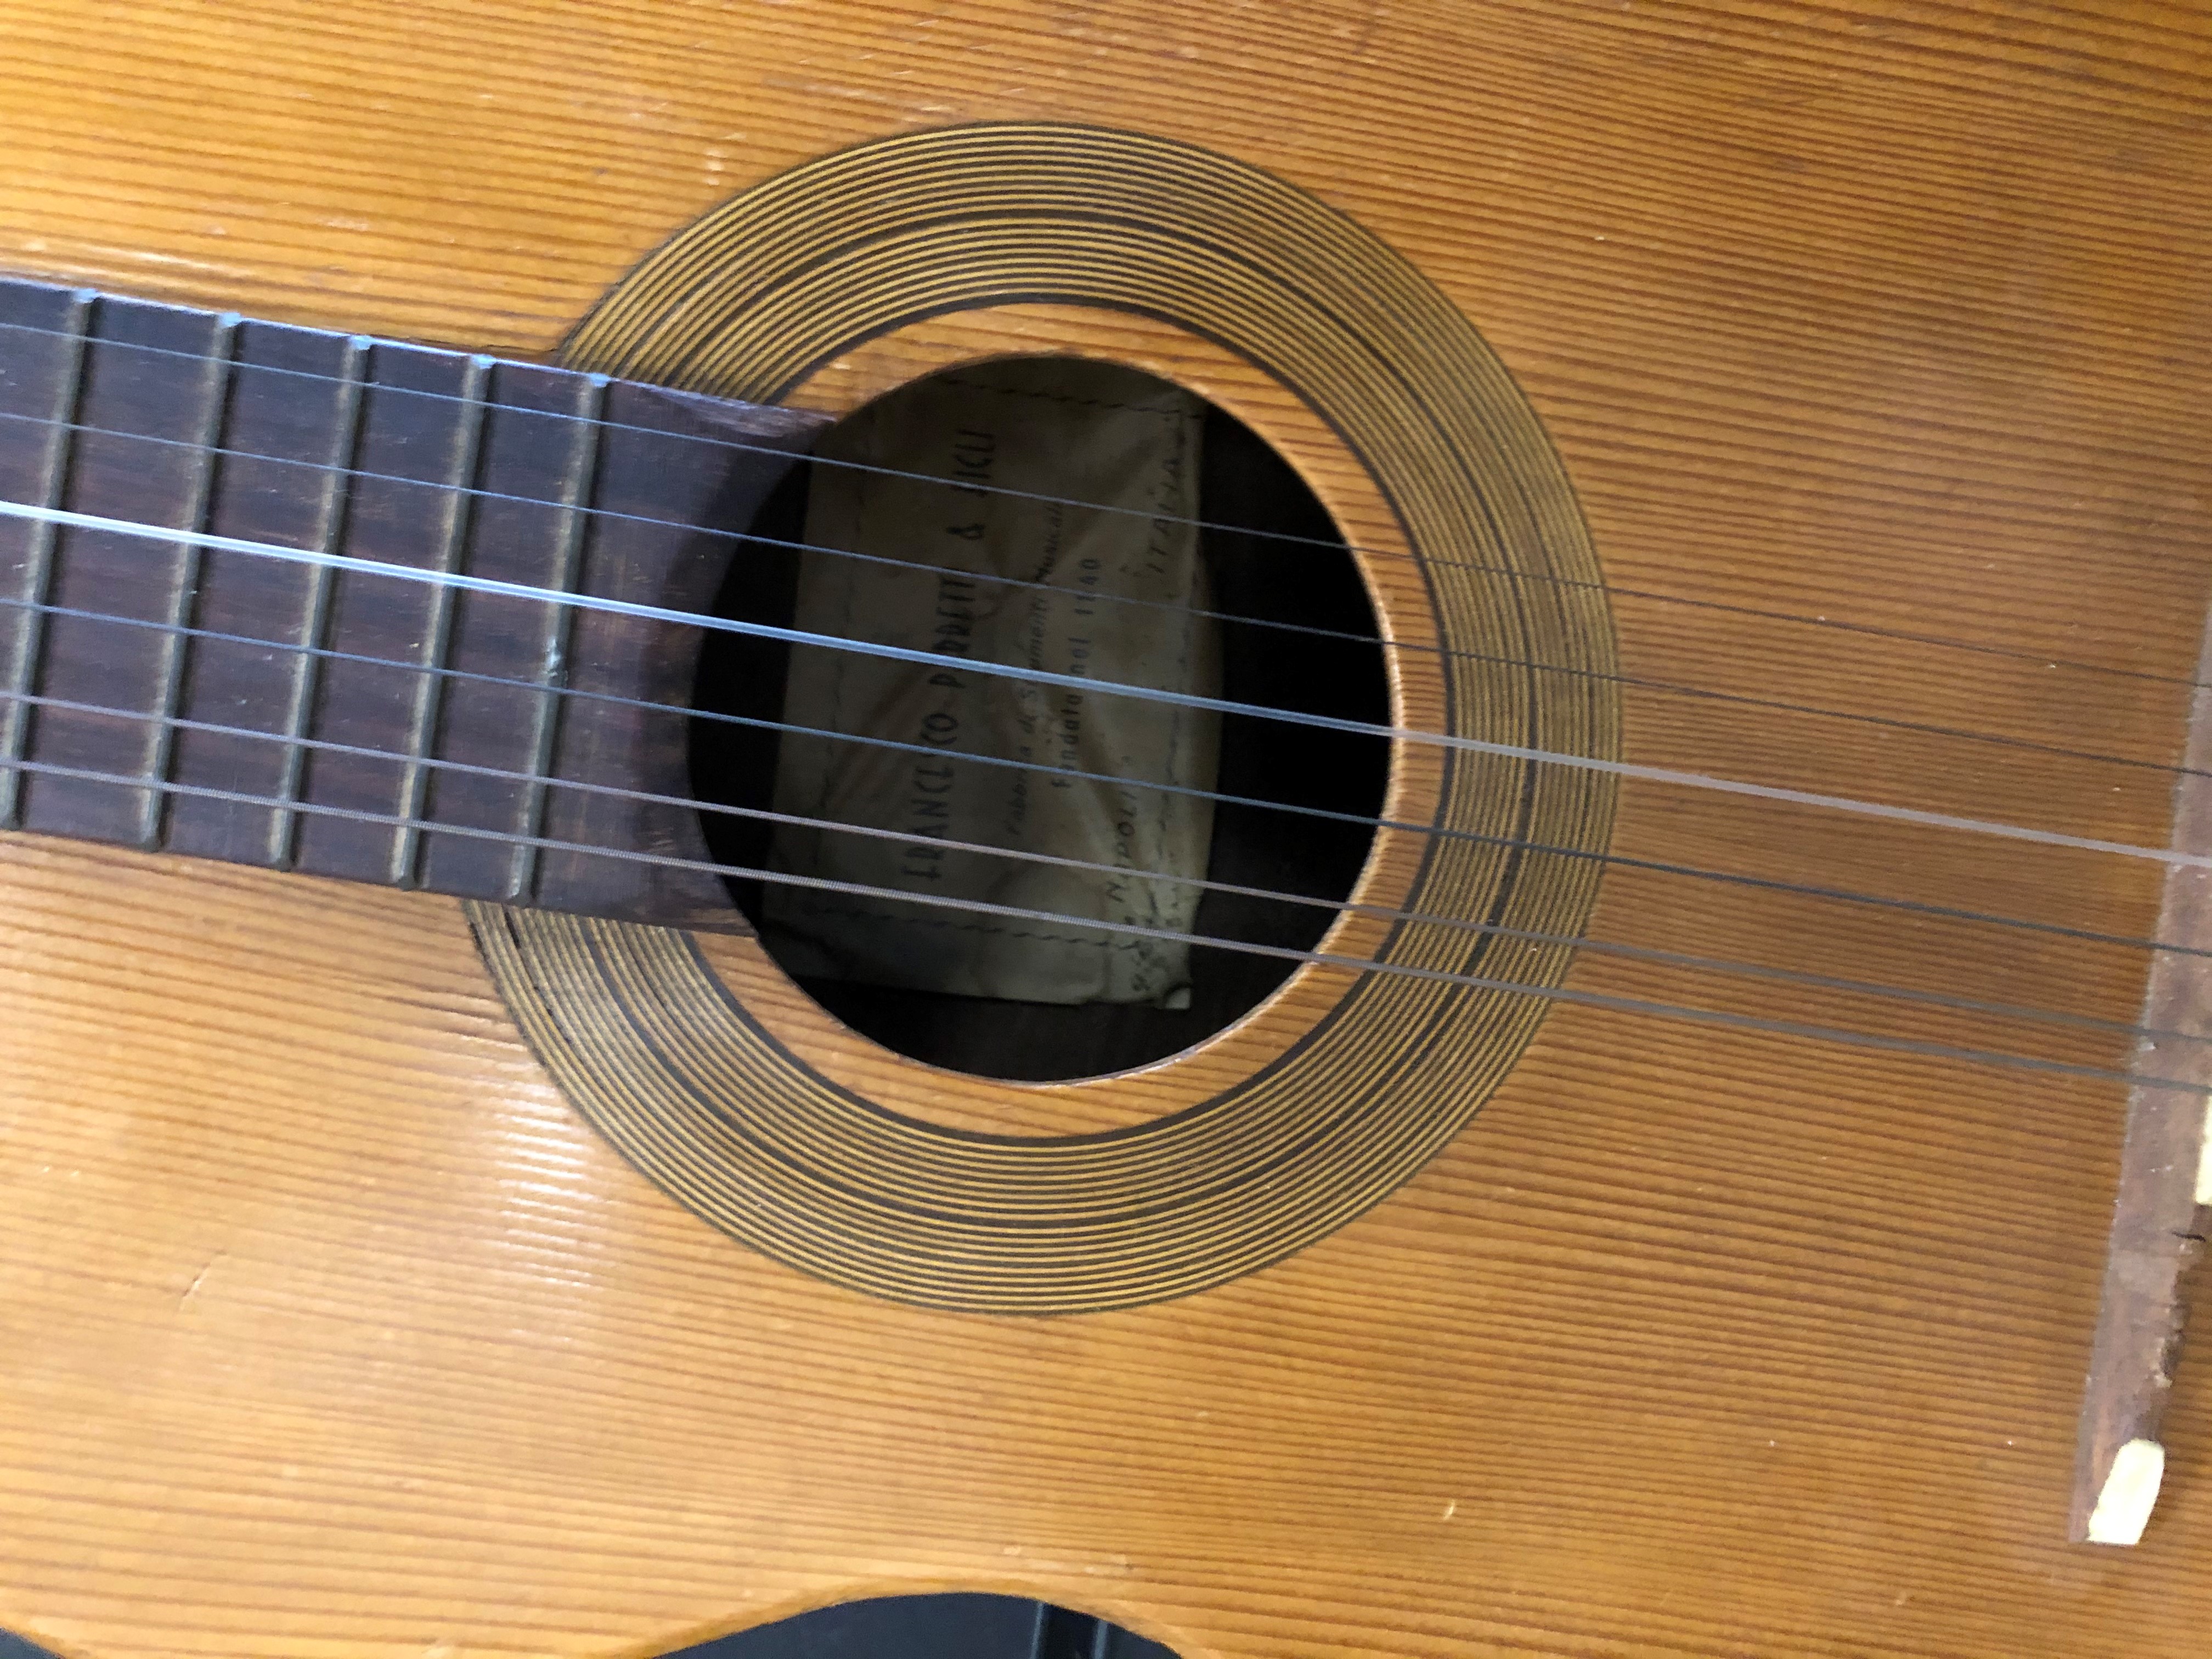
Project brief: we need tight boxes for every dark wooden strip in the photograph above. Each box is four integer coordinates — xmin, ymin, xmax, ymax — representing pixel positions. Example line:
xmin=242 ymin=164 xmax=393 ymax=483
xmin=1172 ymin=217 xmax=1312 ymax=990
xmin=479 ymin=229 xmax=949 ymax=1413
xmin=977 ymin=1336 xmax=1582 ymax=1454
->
xmin=291 ymin=342 xmax=487 ymax=885
xmin=165 ymin=319 xmax=370 ymax=867
xmin=531 ymin=384 xmax=821 ymax=929
xmin=2069 ymin=611 xmax=2212 ymax=1545
xmin=270 ymin=332 xmax=370 ymax=866
xmin=0 ymin=279 xmax=829 ymax=927
xmin=416 ymin=363 xmax=605 ymax=902
xmin=138 ymin=314 xmax=239 ymax=846
xmin=19 ymin=294 xmax=230 ymax=848
xmin=511 ymin=374 xmax=604 ymax=900
xmin=391 ymin=353 xmax=490 ymax=887
xmin=0 ymin=280 xmax=92 ymax=827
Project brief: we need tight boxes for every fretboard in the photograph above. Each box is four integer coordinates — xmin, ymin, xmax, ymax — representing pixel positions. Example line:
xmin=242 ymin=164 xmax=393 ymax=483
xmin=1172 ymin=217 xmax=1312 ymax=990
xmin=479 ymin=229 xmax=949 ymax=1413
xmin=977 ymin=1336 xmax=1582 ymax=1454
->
xmin=0 ymin=276 xmax=828 ymax=928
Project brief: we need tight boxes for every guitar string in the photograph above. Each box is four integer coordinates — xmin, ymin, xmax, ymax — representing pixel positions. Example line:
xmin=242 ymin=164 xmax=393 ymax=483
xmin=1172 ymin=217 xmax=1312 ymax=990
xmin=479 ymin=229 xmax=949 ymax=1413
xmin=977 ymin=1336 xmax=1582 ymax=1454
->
xmin=4 ymin=747 xmax=2199 ymax=1098
xmin=1 ymin=309 xmax=2202 ymax=696
xmin=8 ymin=309 xmax=2203 ymax=973
xmin=0 ymin=305 xmax=2185 ymax=1159
xmin=8 ymin=679 xmax=2190 ymax=1058
xmin=2 ymin=403 xmax=2199 ymax=791
xmin=4 ymin=498 xmax=2204 ymax=874
xmin=14 ymin=592 xmax=2200 ymax=966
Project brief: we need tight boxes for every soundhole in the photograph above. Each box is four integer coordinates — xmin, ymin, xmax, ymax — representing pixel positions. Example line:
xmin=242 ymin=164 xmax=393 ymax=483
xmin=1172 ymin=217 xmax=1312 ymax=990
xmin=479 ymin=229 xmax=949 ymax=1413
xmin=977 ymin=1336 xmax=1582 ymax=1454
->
xmin=691 ymin=358 xmax=1387 ymax=1084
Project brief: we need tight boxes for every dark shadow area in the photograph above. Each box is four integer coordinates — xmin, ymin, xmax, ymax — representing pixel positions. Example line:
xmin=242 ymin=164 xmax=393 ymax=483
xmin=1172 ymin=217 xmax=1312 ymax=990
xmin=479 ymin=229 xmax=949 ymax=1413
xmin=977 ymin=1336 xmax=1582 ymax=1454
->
xmin=667 ymin=1594 xmax=1177 ymax=1658
xmin=0 ymin=1596 xmax=1178 ymax=1659
xmin=691 ymin=366 xmax=1390 ymax=1083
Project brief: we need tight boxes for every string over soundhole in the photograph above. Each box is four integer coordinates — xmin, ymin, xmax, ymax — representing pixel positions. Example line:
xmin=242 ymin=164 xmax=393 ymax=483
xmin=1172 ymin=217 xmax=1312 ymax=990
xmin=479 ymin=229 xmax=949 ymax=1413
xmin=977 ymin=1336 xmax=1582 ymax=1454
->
xmin=473 ymin=121 xmax=1620 ymax=1314
xmin=691 ymin=356 xmax=1389 ymax=1083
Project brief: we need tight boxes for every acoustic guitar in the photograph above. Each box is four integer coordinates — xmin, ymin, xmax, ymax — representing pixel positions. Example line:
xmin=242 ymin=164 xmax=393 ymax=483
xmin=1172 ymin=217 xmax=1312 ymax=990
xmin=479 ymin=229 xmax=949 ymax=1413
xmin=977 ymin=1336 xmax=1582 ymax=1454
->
xmin=3 ymin=2 xmax=2209 ymax=1656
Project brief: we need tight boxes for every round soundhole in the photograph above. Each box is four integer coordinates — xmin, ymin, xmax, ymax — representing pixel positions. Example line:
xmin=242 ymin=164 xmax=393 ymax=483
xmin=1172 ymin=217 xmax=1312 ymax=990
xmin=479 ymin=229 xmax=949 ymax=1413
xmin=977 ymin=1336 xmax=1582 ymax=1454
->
xmin=484 ymin=122 xmax=1620 ymax=1312
xmin=690 ymin=357 xmax=1389 ymax=1082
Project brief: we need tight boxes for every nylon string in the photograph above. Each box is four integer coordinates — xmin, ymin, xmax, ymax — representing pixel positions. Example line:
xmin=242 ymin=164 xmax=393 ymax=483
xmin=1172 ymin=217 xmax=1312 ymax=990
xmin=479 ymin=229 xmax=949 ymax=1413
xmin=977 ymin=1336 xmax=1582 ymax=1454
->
xmin=10 ymin=590 xmax=2199 ymax=967
xmin=1 ymin=496 xmax=2202 ymax=875
xmin=0 ymin=314 xmax=2196 ymax=1099
xmin=7 ymin=678 xmax=2194 ymax=1060
xmin=2 ymin=746 xmax=2200 ymax=1099
xmin=0 ymin=312 xmax=2203 ymax=695
xmin=0 ymin=404 xmax=2197 ymax=793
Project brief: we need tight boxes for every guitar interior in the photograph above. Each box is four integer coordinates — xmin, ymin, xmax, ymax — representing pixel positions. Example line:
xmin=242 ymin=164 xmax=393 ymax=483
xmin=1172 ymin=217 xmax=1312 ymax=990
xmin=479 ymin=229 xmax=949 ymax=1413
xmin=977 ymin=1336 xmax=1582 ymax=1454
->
xmin=691 ymin=359 xmax=1390 ymax=1083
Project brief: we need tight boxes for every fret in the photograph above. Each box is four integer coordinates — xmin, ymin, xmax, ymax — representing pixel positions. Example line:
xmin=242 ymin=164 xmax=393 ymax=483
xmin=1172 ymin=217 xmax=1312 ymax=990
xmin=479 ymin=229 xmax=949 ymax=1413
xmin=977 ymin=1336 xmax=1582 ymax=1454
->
xmin=410 ymin=363 xmax=617 ymax=904
xmin=388 ymin=353 xmax=491 ymax=887
xmin=509 ymin=373 xmax=605 ymax=902
xmin=269 ymin=332 xmax=369 ymax=866
xmin=0 ymin=278 xmax=829 ymax=927
xmin=0 ymin=285 xmax=92 ymax=828
xmin=161 ymin=319 xmax=380 ymax=870
xmin=136 ymin=314 xmax=240 ymax=848
xmin=528 ymin=381 xmax=817 ymax=927
xmin=291 ymin=345 xmax=520 ymax=886
xmin=16 ymin=294 xmax=242 ymax=849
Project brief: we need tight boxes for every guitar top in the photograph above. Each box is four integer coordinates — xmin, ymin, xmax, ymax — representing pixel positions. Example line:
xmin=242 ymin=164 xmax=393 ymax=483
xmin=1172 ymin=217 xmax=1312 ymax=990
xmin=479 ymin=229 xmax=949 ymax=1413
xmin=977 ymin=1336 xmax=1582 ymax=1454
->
xmin=3 ymin=3 xmax=2211 ymax=1657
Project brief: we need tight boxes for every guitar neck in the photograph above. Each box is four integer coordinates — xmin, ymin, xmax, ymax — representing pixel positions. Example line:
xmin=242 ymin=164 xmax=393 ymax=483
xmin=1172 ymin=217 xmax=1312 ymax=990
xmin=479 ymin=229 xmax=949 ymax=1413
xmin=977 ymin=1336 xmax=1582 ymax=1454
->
xmin=0 ymin=277 xmax=826 ymax=928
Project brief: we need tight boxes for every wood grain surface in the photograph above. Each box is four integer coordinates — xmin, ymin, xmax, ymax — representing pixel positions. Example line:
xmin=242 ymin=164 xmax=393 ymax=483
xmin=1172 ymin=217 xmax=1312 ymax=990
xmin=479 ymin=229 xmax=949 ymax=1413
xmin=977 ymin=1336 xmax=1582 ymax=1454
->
xmin=3 ymin=2 xmax=2211 ymax=1656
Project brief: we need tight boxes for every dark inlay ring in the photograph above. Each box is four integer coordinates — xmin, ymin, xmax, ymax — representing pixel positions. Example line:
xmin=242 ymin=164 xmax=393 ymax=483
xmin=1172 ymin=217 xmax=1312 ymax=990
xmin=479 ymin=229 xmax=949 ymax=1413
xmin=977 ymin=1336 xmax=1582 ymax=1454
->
xmin=467 ymin=123 xmax=1620 ymax=1314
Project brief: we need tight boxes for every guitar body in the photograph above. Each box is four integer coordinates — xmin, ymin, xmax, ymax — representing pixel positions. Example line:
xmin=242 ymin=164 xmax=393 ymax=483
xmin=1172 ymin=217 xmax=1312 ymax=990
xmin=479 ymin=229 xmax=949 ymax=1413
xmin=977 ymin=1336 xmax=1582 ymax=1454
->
xmin=3 ymin=3 xmax=2210 ymax=1655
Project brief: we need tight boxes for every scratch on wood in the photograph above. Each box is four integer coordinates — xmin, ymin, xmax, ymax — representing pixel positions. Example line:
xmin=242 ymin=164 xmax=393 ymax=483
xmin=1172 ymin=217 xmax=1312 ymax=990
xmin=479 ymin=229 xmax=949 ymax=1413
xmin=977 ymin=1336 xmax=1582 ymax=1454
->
xmin=180 ymin=1254 xmax=223 ymax=1306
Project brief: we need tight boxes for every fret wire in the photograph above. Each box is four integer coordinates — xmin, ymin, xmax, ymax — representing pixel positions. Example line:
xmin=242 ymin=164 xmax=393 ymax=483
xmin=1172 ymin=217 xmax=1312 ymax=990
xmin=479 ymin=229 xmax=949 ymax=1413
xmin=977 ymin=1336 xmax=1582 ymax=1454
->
xmin=271 ymin=333 xmax=372 ymax=868
xmin=390 ymin=354 xmax=492 ymax=888
xmin=0 ymin=404 xmax=2196 ymax=792
xmin=139 ymin=313 xmax=242 ymax=848
xmin=0 ymin=289 xmax=93 ymax=826
xmin=0 ymin=742 xmax=2197 ymax=1099
xmin=0 ymin=312 xmax=2201 ymax=699
xmin=510 ymin=373 xmax=604 ymax=904
xmin=4 ymin=587 xmax=2207 ymax=966
xmin=3 ymin=496 xmax=2204 ymax=876
xmin=0 ymin=677 xmax=2191 ymax=1056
